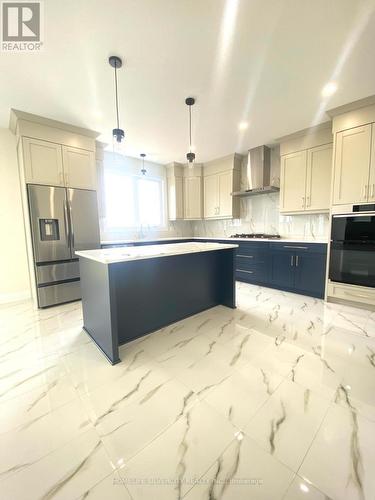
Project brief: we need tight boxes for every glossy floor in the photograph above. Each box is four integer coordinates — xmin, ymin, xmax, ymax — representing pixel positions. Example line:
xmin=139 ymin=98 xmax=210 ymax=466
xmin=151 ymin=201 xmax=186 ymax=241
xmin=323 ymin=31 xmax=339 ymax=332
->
xmin=0 ymin=283 xmax=374 ymax=499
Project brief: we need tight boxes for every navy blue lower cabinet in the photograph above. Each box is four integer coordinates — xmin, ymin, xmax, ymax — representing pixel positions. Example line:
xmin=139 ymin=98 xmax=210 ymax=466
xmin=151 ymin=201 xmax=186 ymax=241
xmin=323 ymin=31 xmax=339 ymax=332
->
xmin=268 ymin=243 xmax=327 ymax=298
xmin=294 ymin=252 xmax=327 ymax=298
xmin=269 ymin=251 xmax=295 ymax=288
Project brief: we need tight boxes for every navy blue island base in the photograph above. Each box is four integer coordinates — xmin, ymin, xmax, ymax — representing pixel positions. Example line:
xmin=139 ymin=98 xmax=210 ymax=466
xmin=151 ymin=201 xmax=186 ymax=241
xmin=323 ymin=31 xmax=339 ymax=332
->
xmin=78 ymin=246 xmax=236 ymax=364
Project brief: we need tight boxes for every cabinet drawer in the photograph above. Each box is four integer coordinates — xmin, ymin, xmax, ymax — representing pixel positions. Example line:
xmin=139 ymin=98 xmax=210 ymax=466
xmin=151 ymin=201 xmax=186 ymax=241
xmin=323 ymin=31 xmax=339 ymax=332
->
xmin=236 ymin=263 xmax=268 ymax=283
xmin=327 ymin=282 xmax=375 ymax=307
xmin=269 ymin=242 xmax=327 ymax=254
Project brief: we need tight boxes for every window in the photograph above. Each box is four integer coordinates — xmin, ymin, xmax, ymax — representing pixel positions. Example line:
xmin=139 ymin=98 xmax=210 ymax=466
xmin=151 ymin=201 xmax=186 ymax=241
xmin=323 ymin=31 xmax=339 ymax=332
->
xmin=103 ymin=169 xmax=165 ymax=230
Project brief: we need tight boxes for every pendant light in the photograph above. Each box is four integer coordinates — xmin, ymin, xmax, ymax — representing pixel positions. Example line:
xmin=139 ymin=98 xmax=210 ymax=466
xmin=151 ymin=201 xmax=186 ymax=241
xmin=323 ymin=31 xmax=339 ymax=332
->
xmin=109 ymin=55 xmax=125 ymax=144
xmin=185 ymin=97 xmax=195 ymax=163
xmin=140 ymin=153 xmax=147 ymax=176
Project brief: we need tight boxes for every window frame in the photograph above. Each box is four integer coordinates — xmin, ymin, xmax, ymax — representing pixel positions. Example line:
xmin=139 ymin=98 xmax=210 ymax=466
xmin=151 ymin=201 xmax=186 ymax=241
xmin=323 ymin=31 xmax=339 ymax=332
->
xmin=102 ymin=167 xmax=167 ymax=233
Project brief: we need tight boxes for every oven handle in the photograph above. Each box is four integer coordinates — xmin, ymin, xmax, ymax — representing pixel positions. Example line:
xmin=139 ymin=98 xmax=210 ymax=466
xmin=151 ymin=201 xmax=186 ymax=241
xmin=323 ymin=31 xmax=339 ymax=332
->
xmin=332 ymin=213 xmax=375 ymax=218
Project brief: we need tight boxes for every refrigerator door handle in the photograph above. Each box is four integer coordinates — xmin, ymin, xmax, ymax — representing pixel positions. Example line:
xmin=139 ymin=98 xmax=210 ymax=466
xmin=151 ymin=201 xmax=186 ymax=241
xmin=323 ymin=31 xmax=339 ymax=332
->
xmin=63 ymin=199 xmax=70 ymax=249
xmin=68 ymin=201 xmax=75 ymax=252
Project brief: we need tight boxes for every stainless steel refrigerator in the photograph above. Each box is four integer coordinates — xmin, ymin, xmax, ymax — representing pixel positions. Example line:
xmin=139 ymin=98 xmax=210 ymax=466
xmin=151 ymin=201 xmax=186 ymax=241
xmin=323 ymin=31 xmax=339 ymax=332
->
xmin=27 ymin=184 xmax=101 ymax=307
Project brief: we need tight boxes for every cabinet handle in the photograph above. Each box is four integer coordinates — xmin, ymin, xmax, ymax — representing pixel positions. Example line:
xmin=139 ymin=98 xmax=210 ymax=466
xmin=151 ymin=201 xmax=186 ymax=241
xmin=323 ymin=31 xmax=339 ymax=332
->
xmin=237 ymin=254 xmax=254 ymax=258
xmin=296 ymin=255 xmax=299 ymax=267
xmin=302 ymin=197 xmax=305 ymax=208
xmin=283 ymin=245 xmax=308 ymax=250
xmin=371 ymin=184 xmax=375 ymax=199
xmin=290 ymin=255 xmax=294 ymax=267
xmin=236 ymin=269 xmax=254 ymax=274
xmin=306 ymin=196 xmax=310 ymax=207
xmin=363 ymin=185 xmax=368 ymax=200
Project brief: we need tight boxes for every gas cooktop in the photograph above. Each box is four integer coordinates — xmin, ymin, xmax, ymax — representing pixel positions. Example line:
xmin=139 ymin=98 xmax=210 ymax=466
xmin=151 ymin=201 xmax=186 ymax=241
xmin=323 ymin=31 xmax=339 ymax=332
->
xmin=230 ymin=233 xmax=281 ymax=239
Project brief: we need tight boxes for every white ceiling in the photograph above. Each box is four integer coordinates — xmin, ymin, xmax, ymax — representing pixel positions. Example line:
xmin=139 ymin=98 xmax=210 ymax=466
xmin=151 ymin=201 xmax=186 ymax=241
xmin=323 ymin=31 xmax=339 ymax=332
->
xmin=1 ymin=0 xmax=375 ymax=163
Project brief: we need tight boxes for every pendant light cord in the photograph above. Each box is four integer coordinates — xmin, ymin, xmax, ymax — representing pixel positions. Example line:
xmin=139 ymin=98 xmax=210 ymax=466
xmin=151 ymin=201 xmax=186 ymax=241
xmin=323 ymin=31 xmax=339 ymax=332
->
xmin=114 ymin=61 xmax=120 ymax=129
xmin=189 ymin=105 xmax=192 ymax=152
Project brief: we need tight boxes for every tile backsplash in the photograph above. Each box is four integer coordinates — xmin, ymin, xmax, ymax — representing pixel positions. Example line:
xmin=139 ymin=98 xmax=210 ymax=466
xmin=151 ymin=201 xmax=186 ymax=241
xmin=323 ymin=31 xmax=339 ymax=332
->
xmin=192 ymin=192 xmax=330 ymax=240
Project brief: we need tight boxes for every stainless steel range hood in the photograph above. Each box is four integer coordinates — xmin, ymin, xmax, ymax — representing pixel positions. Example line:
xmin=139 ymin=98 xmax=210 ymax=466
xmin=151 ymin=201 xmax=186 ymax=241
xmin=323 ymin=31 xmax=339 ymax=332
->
xmin=232 ymin=145 xmax=279 ymax=197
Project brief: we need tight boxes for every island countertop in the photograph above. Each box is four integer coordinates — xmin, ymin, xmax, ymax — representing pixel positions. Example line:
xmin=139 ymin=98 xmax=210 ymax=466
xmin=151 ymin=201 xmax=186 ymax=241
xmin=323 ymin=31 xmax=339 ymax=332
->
xmin=76 ymin=241 xmax=238 ymax=264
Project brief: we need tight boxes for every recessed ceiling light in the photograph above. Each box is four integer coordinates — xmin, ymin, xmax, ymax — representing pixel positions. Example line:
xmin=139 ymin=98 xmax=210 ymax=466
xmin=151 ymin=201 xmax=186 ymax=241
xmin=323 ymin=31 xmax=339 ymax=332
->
xmin=321 ymin=82 xmax=337 ymax=97
xmin=238 ymin=121 xmax=248 ymax=131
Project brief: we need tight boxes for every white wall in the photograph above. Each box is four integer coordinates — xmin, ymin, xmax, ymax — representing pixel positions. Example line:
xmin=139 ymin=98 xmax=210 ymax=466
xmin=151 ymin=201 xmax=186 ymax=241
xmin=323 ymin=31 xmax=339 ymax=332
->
xmin=0 ymin=128 xmax=30 ymax=303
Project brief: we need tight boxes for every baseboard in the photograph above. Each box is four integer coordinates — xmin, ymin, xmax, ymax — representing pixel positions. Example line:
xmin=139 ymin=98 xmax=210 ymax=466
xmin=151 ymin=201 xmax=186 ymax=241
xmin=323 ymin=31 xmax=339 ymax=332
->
xmin=0 ymin=290 xmax=31 ymax=305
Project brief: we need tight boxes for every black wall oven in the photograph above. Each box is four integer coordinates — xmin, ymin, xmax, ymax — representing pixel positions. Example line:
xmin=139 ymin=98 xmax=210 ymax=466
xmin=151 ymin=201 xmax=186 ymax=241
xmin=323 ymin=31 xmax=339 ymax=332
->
xmin=329 ymin=205 xmax=375 ymax=288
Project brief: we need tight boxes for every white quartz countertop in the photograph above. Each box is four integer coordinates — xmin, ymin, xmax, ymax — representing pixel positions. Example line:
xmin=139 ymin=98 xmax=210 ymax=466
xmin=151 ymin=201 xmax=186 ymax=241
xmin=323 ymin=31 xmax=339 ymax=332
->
xmin=77 ymin=242 xmax=238 ymax=264
xmin=193 ymin=236 xmax=328 ymax=244
xmin=100 ymin=236 xmax=192 ymax=245
xmin=101 ymin=236 xmax=328 ymax=245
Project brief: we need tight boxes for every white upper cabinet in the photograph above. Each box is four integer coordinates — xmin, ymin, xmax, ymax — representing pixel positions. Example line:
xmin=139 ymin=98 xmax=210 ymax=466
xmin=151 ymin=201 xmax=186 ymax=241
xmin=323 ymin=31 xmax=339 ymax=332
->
xmin=203 ymin=174 xmax=218 ymax=217
xmin=218 ymin=171 xmax=233 ymax=217
xmin=22 ymin=138 xmax=96 ymax=190
xmin=166 ymin=163 xmax=184 ymax=220
xmin=369 ymin=124 xmax=375 ymax=202
xmin=23 ymin=138 xmax=64 ymax=186
xmin=203 ymin=154 xmax=241 ymax=219
xmin=332 ymin=124 xmax=372 ymax=205
xmin=184 ymin=175 xmax=202 ymax=219
xmin=306 ymin=143 xmax=333 ymax=211
xmin=280 ymin=150 xmax=307 ymax=212
xmin=167 ymin=176 xmax=184 ymax=220
xmin=62 ymin=146 xmax=96 ymax=190
xmin=279 ymin=124 xmax=333 ymax=214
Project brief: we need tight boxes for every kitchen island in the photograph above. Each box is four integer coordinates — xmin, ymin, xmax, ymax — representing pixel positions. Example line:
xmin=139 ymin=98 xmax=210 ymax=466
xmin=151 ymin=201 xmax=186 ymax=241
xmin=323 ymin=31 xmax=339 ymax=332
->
xmin=76 ymin=242 xmax=237 ymax=364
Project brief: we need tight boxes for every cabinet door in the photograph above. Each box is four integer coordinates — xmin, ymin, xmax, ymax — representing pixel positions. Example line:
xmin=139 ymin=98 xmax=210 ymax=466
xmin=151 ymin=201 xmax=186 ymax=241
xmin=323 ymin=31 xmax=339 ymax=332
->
xmin=23 ymin=138 xmax=64 ymax=186
xmin=167 ymin=176 xmax=184 ymax=220
xmin=218 ymin=171 xmax=233 ymax=217
xmin=369 ymin=124 xmax=375 ymax=202
xmin=305 ymin=143 xmax=332 ymax=211
xmin=204 ymin=174 xmax=218 ymax=218
xmin=280 ymin=151 xmax=307 ymax=212
xmin=269 ymin=251 xmax=295 ymax=288
xmin=184 ymin=176 xmax=202 ymax=219
xmin=294 ymin=252 xmax=326 ymax=298
xmin=333 ymin=125 xmax=371 ymax=205
xmin=62 ymin=146 xmax=96 ymax=190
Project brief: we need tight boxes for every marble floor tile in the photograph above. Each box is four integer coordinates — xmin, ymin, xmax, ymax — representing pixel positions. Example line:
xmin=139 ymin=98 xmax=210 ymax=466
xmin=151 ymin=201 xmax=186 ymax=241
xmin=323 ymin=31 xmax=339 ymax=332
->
xmin=89 ymin=378 xmax=199 ymax=466
xmin=183 ymin=435 xmax=294 ymax=500
xmin=244 ymin=379 xmax=331 ymax=471
xmin=1 ymin=283 xmax=375 ymax=499
xmin=0 ymin=429 xmax=114 ymax=500
xmin=117 ymin=401 xmax=237 ymax=500
xmin=0 ymin=374 xmax=77 ymax=433
xmin=283 ymin=475 xmax=334 ymax=499
xmin=74 ymin=471 xmax=132 ymax=500
xmin=204 ymin=362 xmax=284 ymax=428
xmin=0 ymin=398 xmax=93 ymax=480
xmin=299 ymin=404 xmax=375 ymax=500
